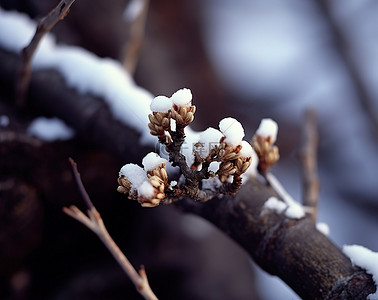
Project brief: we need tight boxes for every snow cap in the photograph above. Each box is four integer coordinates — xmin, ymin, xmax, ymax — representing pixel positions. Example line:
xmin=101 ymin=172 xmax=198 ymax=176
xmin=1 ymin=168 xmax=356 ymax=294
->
xmin=137 ymin=180 xmax=155 ymax=198
xmin=142 ymin=152 xmax=167 ymax=171
xmin=171 ymin=88 xmax=192 ymax=107
xmin=119 ymin=164 xmax=147 ymax=187
xmin=256 ymin=118 xmax=278 ymax=144
xmin=239 ymin=140 xmax=254 ymax=158
xmin=343 ymin=244 xmax=378 ymax=300
xmin=198 ymin=127 xmax=224 ymax=158
xmin=219 ymin=117 xmax=245 ymax=146
xmin=150 ymin=95 xmax=172 ymax=113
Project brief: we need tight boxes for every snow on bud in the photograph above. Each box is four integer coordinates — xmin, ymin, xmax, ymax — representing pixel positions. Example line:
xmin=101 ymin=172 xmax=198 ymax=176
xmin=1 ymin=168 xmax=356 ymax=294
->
xmin=142 ymin=152 xmax=168 ymax=171
xmin=219 ymin=117 xmax=245 ymax=147
xmin=119 ymin=163 xmax=147 ymax=187
xmin=150 ymin=95 xmax=173 ymax=113
xmin=171 ymin=88 xmax=192 ymax=107
xmin=137 ymin=180 xmax=155 ymax=198
xmin=239 ymin=140 xmax=253 ymax=158
xmin=197 ymin=127 xmax=224 ymax=158
xmin=256 ymin=118 xmax=278 ymax=144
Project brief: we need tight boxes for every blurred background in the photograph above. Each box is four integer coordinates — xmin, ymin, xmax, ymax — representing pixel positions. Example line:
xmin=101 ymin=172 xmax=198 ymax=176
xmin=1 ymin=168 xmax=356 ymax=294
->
xmin=0 ymin=0 xmax=377 ymax=299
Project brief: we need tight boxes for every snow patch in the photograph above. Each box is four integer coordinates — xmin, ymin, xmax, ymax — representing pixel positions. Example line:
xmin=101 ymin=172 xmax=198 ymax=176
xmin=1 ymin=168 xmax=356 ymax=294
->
xmin=150 ymin=95 xmax=172 ymax=113
xmin=343 ymin=244 xmax=378 ymax=300
xmin=219 ymin=117 xmax=245 ymax=146
xmin=239 ymin=140 xmax=254 ymax=158
xmin=119 ymin=164 xmax=147 ymax=187
xmin=142 ymin=152 xmax=167 ymax=171
xmin=256 ymin=118 xmax=278 ymax=144
xmin=137 ymin=180 xmax=155 ymax=198
xmin=316 ymin=222 xmax=330 ymax=236
xmin=264 ymin=196 xmax=287 ymax=213
xmin=27 ymin=117 xmax=74 ymax=141
xmin=0 ymin=7 xmax=155 ymax=145
xmin=197 ymin=127 xmax=224 ymax=158
xmin=285 ymin=201 xmax=306 ymax=219
xmin=170 ymin=88 xmax=192 ymax=107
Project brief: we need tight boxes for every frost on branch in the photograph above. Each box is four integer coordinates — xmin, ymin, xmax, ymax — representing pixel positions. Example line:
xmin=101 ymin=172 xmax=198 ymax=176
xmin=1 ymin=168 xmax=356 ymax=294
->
xmin=117 ymin=88 xmax=255 ymax=206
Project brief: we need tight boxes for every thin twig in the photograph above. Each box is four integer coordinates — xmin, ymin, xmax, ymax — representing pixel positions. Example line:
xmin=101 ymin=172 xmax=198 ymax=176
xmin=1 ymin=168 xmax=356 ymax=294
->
xmin=15 ymin=0 xmax=77 ymax=108
xmin=122 ymin=0 xmax=150 ymax=75
xmin=64 ymin=158 xmax=158 ymax=300
xmin=297 ymin=109 xmax=319 ymax=222
xmin=317 ymin=0 xmax=378 ymax=141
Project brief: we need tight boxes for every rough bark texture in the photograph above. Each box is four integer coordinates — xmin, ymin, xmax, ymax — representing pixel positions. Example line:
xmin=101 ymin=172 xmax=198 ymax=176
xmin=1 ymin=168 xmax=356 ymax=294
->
xmin=179 ymin=181 xmax=375 ymax=299
xmin=0 ymin=47 xmax=376 ymax=299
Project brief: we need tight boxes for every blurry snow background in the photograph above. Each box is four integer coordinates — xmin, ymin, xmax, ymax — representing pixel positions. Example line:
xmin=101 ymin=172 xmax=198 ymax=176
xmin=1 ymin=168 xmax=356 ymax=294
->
xmin=198 ymin=0 xmax=378 ymax=299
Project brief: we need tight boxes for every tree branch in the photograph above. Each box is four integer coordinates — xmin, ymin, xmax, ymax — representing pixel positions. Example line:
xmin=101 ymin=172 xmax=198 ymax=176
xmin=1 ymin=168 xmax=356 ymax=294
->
xmin=298 ymin=109 xmax=319 ymax=222
xmin=122 ymin=0 xmax=150 ymax=75
xmin=316 ymin=0 xmax=378 ymax=141
xmin=64 ymin=158 xmax=158 ymax=300
xmin=0 ymin=46 xmax=375 ymax=299
xmin=16 ymin=0 xmax=77 ymax=108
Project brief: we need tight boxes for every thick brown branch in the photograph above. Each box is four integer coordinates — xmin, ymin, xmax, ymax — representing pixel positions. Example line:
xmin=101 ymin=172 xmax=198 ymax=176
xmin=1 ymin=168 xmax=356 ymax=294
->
xmin=177 ymin=180 xmax=375 ymax=299
xmin=298 ymin=109 xmax=319 ymax=222
xmin=16 ymin=0 xmax=77 ymax=107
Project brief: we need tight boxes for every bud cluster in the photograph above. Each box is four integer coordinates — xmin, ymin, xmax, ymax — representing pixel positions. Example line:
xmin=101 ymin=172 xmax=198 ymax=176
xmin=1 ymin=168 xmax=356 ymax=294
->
xmin=117 ymin=89 xmax=279 ymax=207
xmin=117 ymin=153 xmax=170 ymax=207
xmin=148 ymin=88 xmax=196 ymax=145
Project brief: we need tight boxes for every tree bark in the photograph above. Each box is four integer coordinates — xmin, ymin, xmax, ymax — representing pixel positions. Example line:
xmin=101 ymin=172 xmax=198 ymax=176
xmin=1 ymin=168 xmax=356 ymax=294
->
xmin=0 ymin=47 xmax=375 ymax=299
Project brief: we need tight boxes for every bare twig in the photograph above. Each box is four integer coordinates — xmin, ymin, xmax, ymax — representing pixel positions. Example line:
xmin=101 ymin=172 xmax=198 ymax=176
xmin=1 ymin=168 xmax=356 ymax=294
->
xmin=297 ymin=109 xmax=319 ymax=222
xmin=317 ymin=0 xmax=378 ymax=141
xmin=15 ymin=0 xmax=77 ymax=108
xmin=122 ymin=0 xmax=150 ymax=75
xmin=64 ymin=158 xmax=158 ymax=300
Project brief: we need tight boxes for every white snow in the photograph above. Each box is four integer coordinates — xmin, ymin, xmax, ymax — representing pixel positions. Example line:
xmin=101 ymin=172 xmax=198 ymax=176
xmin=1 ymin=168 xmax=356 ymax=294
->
xmin=285 ymin=201 xmax=306 ymax=219
xmin=256 ymin=118 xmax=278 ymax=144
xmin=119 ymin=163 xmax=155 ymax=198
xmin=0 ymin=7 xmax=155 ymax=145
xmin=137 ymin=180 xmax=155 ymax=198
xmin=123 ymin=0 xmax=145 ymax=22
xmin=243 ymin=147 xmax=259 ymax=178
xmin=27 ymin=117 xmax=74 ymax=141
xmin=150 ymin=95 xmax=172 ymax=113
xmin=0 ymin=115 xmax=10 ymax=127
xmin=343 ymin=244 xmax=378 ymax=300
xmin=197 ymin=127 xmax=224 ymax=158
xmin=266 ymin=173 xmax=305 ymax=219
xmin=170 ymin=88 xmax=192 ymax=107
xmin=219 ymin=117 xmax=245 ymax=147
xmin=239 ymin=140 xmax=254 ymax=158
xmin=180 ymin=127 xmax=200 ymax=168
xmin=264 ymin=196 xmax=287 ymax=213
xmin=209 ymin=161 xmax=220 ymax=173
xmin=316 ymin=222 xmax=330 ymax=236
xmin=119 ymin=163 xmax=147 ymax=187
xmin=142 ymin=152 xmax=167 ymax=171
